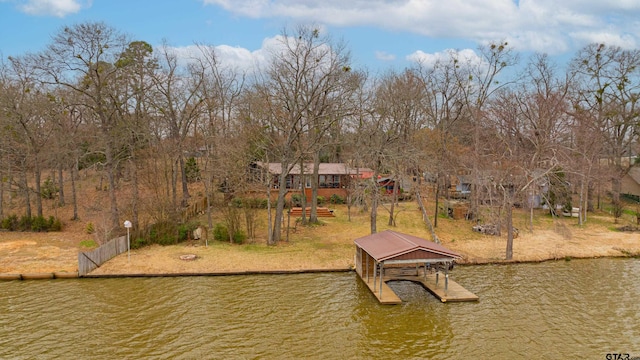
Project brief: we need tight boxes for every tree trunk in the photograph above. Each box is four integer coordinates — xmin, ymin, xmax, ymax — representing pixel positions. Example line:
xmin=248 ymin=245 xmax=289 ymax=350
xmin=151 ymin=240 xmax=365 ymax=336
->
xmin=434 ymin=176 xmax=440 ymax=228
xmin=57 ymin=164 xmax=65 ymax=206
xmin=310 ymin=152 xmax=320 ymax=223
xmin=270 ymin=165 xmax=290 ymax=244
xmin=34 ymin=156 xmax=43 ymax=218
xmin=22 ymin=169 xmax=31 ymax=218
xmin=70 ymin=160 xmax=78 ymax=221
xmin=105 ymin=144 xmax=119 ymax=231
xmin=370 ymin=171 xmax=379 ymax=234
xmin=300 ymin=157 xmax=307 ymax=224
xmin=505 ymin=201 xmax=514 ymax=260
xmin=179 ymin=155 xmax=190 ymax=207
xmin=388 ymin=176 xmax=398 ymax=226
xmin=131 ymin=158 xmax=139 ymax=229
xmin=0 ymin=169 xmax=3 ymax=219
xmin=171 ymin=158 xmax=178 ymax=209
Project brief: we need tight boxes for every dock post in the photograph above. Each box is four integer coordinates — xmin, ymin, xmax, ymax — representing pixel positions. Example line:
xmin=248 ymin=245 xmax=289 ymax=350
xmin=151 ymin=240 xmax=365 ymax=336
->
xmin=373 ymin=261 xmax=377 ymax=289
xmin=379 ymin=264 xmax=384 ymax=299
xmin=436 ymin=271 xmax=439 ymax=287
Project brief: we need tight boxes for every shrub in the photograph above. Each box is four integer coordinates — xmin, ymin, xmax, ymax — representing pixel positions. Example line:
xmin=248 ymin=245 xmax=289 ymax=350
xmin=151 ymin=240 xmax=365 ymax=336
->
xmin=0 ymin=214 xmax=63 ymax=232
xmin=131 ymin=237 xmax=147 ymax=249
xmin=329 ymin=194 xmax=344 ymax=204
xmin=48 ymin=216 xmax=62 ymax=231
xmin=1 ymin=214 xmax=18 ymax=231
xmin=232 ymin=230 xmax=247 ymax=244
xmin=41 ymin=177 xmax=59 ymax=199
xmin=19 ymin=215 xmax=32 ymax=231
xmin=148 ymin=221 xmax=178 ymax=246
xmin=185 ymin=157 xmax=201 ymax=183
xmin=291 ymin=193 xmax=302 ymax=207
xmin=178 ymin=222 xmax=199 ymax=241
xmin=230 ymin=197 xmax=243 ymax=208
xmin=213 ymin=223 xmax=229 ymax=241
xmin=212 ymin=223 xmax=245 ymax=244
xmin=317 ymin=196 xmax=325 ymax=206
xmin=31 ymin=216 xmax=48 ymax=232
xmin=79 ymin=239 xmax=98 ymax=248
xmin=85 ymin=222 xmax=95 ymax=234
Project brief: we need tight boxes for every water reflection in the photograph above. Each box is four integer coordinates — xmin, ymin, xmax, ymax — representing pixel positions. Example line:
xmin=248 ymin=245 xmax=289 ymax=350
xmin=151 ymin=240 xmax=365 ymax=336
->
xmin=0 ymin=259 xmax=639 ymax=359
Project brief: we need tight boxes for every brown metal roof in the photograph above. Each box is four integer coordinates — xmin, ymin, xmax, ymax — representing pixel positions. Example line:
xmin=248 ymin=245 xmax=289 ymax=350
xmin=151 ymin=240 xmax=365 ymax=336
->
xmin=354 ymin=230 xmax=460 ymax=262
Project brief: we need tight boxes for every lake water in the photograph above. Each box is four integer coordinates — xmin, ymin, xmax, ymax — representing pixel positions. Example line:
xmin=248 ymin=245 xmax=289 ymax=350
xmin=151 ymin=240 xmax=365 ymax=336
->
xmin=1 ymin=258 xmax=639 ymax=359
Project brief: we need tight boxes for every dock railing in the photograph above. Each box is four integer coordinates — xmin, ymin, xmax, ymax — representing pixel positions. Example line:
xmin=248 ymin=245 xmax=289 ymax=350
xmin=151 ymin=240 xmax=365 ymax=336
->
xmin=78 ymin=236 xmax=127 ymax=276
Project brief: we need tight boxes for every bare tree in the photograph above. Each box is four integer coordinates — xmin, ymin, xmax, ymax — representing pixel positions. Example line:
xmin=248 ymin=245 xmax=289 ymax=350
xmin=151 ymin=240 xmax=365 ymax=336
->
xmin=3 ymin=55 xmax=56 ymax=218
xmin=453 ymin=41 xmax=518 ymax=221
xmin=151 ymin=42 xmax=206 ymax=210
xmin=37 ymin=22 xmax=129 ymax=231
xmin=257 ymin=25 xmax=351 ymax=243
xmin=569 ymin=43 xmax=640 ymax=222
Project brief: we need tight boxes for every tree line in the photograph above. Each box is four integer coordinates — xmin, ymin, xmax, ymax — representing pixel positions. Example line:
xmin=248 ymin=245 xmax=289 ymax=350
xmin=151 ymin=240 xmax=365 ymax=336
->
xmin=1 ymin=22 xmax=638 ymax=258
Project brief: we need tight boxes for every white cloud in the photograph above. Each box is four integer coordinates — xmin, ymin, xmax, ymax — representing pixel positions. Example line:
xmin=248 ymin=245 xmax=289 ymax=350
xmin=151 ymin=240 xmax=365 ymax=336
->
xmin=17 ymin=0 xmax=88 ymax=17
xmin=203 ymin=0 xmax=640 ymax=54
xmin=160 ymin=36 xmax=286 ymax=74
xmin=407 ymin=48 xmax=483 ymax=69
xmin=375 ymin=51 xmax=396 ymax=62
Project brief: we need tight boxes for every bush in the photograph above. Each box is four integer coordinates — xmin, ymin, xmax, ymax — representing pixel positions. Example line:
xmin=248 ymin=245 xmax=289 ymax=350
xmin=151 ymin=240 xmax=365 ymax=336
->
xmin=230 ymin=197 xmax=243 ymax=208
xmin=317 ymin=196 xmax=325 ymax=206
xmin=0 ymin=214 xmax=63 ymax=232
xmin=232 ymin=230 xmax=247 ymax=244
xmin=1 ymin=214 xmax=18 ymax=231
xmin=213 ymin=223 xmax=229 ymax=241
xmin=19 ymin=215 xmax=32 ymax=231
xmin=31 ymin=216 xmax=48 ymax=232
xmin=212 ymin=223 xmax=246 ymax=244
xmin=291 ymin=193 xmax=302 ymax=207
xmin=48 ymin=216 xmax=62 ymax=231
xmin=185 ymin=157 xmax=201 ymax=183
xmin=177 ymin=222 xmax=199 ymax=241
xmin=85 ymin=222 xmax=95 ymax=234
xmin=148 ymin=221 xmax=178 ymax=246
xmin=41 ymin=177 xmax=59 ymax=199
xmin=131 ymin=237 xmax=147 ymax=249
xmin=329 ymin=194 xmax=344 ymax=204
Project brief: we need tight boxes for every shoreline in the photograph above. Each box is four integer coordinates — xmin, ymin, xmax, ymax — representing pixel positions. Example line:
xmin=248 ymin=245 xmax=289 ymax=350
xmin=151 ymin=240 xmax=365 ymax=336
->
xmin=2 ymin=253 xmax=638 ymax=281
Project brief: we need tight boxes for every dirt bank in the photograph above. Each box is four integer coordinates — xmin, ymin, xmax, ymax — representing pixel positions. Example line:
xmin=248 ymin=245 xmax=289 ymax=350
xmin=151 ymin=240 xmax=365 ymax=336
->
xmin=2 ymin=205 xmax=639 ymax=276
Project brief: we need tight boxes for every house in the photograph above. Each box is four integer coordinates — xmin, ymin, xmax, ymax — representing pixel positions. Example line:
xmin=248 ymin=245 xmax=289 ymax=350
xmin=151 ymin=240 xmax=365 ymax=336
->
xmin=377 ymin=177 xmax=400 ymax=195
xmin=621 ymin=166 xmax=640 ymax=200
xmin=251 ymin=162 xmax=373 ymax=199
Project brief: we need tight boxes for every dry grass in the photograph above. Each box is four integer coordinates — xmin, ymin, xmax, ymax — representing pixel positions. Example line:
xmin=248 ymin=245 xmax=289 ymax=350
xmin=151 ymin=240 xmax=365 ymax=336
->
xmin=2 ymin=192 xmax=640 ymax=275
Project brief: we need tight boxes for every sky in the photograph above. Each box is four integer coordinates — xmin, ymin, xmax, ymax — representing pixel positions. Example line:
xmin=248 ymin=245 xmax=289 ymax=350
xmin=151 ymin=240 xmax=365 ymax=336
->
xmin=1 ymin=0 xmax=640 ymax=73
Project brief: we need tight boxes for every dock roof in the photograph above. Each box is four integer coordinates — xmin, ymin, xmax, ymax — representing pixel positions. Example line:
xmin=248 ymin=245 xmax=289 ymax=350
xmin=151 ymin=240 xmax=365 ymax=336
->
xmin=354 ymin=230 xmax=460 ymax=262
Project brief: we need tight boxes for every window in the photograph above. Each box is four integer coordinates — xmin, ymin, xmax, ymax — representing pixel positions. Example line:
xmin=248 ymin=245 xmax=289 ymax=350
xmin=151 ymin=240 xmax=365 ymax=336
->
xmin=319 ymin=175 xmax=327 ymax=188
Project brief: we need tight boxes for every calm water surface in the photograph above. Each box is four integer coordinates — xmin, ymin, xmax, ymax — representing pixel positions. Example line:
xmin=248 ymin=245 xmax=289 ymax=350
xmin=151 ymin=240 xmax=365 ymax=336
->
xmin=1 ymin=258 xmax=639 ymax=359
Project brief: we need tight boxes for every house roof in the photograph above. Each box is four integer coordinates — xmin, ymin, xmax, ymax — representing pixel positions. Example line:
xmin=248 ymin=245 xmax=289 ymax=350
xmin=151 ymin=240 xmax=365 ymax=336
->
xmin=354 ymin=230 xmax=460 ymax=262
xmin=255 ymin=162 xmax=373 ymax=176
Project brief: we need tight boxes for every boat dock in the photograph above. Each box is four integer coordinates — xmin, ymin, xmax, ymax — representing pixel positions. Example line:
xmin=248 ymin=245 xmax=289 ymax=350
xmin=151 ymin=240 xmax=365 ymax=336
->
xmin=354 ymin=230 xmax=479 ymax=305
xmin=358 ymin=267 xmax=478 ymax=304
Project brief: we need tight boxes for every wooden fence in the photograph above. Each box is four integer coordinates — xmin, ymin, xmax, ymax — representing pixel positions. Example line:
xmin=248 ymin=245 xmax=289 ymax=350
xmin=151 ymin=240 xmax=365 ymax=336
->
xmin=78 ymin=236 xmax=128 ymax=276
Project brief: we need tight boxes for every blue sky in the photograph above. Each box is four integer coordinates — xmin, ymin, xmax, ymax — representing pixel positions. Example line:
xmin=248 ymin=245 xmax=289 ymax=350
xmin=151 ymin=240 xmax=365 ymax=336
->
xmin=1 ymin=0 xmax=639 ymax=73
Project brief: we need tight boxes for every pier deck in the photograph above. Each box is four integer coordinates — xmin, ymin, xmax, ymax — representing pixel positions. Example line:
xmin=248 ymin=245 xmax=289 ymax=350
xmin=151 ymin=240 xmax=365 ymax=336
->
xmin=358 ymin=267 xmax=478 ymax=304
xmin=391 ymin=272 xmax=479 ymax=302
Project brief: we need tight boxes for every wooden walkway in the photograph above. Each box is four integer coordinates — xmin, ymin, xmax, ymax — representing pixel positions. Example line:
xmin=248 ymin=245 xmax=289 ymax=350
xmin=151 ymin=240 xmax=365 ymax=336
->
xmin=359 ymin=274 xmax=402 ymax=304
xmin=392 ymin=273 xmax=479 ymax=302
xmin=358 ymin=267 xmax=478 ymax=304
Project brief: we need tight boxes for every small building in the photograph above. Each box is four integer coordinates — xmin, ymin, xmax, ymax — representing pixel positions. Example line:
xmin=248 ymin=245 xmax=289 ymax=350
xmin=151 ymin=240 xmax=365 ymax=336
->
xmin=622 ymin=166 xmax=640 ymax=200
xmin=354 ymin=230 xmax=477 ymax=303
